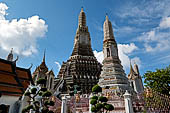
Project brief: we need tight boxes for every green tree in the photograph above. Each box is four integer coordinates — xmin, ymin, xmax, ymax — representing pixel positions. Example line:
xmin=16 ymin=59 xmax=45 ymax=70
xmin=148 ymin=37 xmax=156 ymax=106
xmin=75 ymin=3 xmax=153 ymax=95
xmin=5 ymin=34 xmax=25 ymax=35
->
xmin=143 ymin=65 xmax=170 ymax=96
xmin=90 ymin=84 xmax=114 ymax=113
xmin=22 ymin=78 xmax=54 ymax=113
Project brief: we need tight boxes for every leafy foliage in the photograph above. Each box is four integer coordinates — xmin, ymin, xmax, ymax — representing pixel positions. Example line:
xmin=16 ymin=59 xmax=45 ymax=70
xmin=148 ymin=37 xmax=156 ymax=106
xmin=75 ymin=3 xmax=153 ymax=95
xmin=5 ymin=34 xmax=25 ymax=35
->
xmin=91 ymin=95 xmax=98 ymax=100
xmin=24 ymin=91 xmax=31 ymax=96
xmin=42 ymin=91 xmax=52 ymax=97
xmin=104 ymin=104 xmax=114 ymax=111
xmin=91 ymin=106 xmax=97 ymax=112
xmin=143 ymin=65 xmax=170 ymax=96
xmin=37 ymin=78 xmax=46 ymax=85
xmin=31 ymin=88 xmax=37 ymax=94
xmin=92 ymin=84 xmax=102 ymax=93
xmin=41 ymin=87 xmax=47 ymax=92
xmin=90 ymin=99 xmax=97 ymax=105
xmin=90 ymin=85 xmax=114 ymax=113
xmin=22 ymin=78 xmax=54 ymax=113
xmin=98 ymin=96 xmax=108 ymax=102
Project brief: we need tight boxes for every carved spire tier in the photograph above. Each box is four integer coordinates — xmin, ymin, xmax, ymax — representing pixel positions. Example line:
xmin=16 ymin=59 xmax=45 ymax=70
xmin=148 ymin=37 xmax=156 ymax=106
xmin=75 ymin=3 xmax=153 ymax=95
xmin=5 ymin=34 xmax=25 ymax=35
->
xmin=71 ymin=7 xmax=94 ymax=57
xmin=56 ymin=8 xmax=102 ymax=94
xmin=98 ymin=16 xmax=133 ymax=95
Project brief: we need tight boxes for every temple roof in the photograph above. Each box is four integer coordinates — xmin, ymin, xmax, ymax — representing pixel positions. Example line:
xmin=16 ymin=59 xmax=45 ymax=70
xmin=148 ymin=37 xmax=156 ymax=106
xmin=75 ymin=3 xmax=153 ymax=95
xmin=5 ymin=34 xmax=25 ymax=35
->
xmin=0 ymin=58 xmax=34 ymax=96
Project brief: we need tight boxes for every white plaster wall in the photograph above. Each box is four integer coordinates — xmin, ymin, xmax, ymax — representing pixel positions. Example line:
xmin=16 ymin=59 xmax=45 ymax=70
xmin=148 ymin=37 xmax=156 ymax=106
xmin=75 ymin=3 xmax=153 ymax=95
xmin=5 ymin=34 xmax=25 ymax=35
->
xmin=0 ymin=95 xmax=19 ymax=113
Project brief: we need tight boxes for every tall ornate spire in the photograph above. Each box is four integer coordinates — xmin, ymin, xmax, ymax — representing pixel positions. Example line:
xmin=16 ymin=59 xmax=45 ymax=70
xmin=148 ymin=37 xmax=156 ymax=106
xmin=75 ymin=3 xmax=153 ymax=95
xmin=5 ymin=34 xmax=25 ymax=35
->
xmin=71 ymin=8 xmax=94 ymax=57
xmin=39 ymin=50 xmax=48 ymax=73
xmin=56 ymin=8 xmax=102 ymax=94
xmin=98 ymin=15 xmax=133 ymax=95
xmin=43 ymin=49 xmax=46 ymax=63
xmin=7 ymin=48 xmax=13 ymax=61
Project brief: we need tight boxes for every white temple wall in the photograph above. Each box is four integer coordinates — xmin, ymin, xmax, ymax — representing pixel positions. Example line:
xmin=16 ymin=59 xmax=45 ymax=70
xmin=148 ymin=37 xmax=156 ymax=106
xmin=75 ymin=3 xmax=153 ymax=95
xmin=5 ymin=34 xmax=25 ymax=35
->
xmin=0 ymin=95 xmax=19 ymax=113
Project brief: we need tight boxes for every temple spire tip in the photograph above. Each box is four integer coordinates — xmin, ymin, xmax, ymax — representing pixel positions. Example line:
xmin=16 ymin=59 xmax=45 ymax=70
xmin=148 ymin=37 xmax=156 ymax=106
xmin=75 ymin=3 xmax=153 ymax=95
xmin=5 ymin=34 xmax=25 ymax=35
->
xmin=43 ymin=49 xmax=46 ymax=62
xmin=81 ymin=7 xmax=84 ymax=12
xmin=105 ymin=13 xmax=109 ymax=21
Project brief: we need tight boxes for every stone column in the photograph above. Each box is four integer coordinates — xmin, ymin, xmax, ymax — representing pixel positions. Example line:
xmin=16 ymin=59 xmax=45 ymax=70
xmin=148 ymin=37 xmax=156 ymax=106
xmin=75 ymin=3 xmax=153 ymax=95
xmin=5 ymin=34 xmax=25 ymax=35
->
xmin=61 ymin=95 xmax=67 ymax=113
xmin=124 ymin=90 xmax=134 ymax=113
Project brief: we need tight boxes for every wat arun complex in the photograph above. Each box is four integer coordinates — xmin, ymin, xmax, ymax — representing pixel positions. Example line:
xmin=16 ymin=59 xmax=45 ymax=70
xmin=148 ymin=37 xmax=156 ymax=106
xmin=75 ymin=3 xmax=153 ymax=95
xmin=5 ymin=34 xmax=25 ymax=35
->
xmin=0 ymin=7 xmax=147 ymax=113
xmin=54 ymin=8 xmax=143 ymax=96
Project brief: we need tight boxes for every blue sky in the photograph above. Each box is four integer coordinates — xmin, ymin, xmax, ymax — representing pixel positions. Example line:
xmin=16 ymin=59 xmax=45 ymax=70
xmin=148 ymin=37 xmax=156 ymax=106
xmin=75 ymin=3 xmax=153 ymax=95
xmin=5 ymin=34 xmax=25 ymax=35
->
xmin=0 ymin=0 xmax=170 ymax=77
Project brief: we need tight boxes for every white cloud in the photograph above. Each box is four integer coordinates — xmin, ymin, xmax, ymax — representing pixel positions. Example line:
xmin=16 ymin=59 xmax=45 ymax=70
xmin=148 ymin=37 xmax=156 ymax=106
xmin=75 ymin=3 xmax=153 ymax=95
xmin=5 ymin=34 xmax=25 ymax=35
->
xmin=55 ymin=61 xmax=61 ymax=73
xmin=160 ymin=17 xmax=170 ymax=29
xmin=118 ymin=43 xmax=139 ymax=70
xmin=0 ymin=3 xmax=48 ymax=57
xmin=0 ymin=3 xmax=8 ymax=20
xmin=93 ymin=50 xmax=103 ymax=64
xmin=119 ymin=0 xmax=170 ymax=18
xmin=138 ymin=16 xmax=170 ymax=53
xmin=93 ymin=43 xmax=141 ymax=73
xmin=116 ymin=0 xmax=170 ymax=27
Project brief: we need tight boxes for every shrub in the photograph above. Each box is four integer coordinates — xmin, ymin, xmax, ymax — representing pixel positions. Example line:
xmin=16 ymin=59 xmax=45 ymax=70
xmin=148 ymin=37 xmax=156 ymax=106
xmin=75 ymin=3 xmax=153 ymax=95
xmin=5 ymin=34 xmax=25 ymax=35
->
xmin=31 ymin=88 xmax=37 ymax=94
xmin=42 ymin=91 xmax=52 ymax=97
xmin=22 ymin=108 xmax=27 ymax=113
xmin=26 ymin=105 xmax=34 ymax=110
xmin=96 ymin=103 xmax=104 ymax=110
xmin=91 ymin=96 xmax=98 ymax=100
xmin=39 ymin=91 xmax=43 ymax=96
xmin=91 ymin=106 xmax=97 ymax=112
xmin=24 ymin=91 xmax=31 ymax=96
xmin=37 ymin=78 xmax=46 ymax=85
xmin=99 ymin=96 xmax=108 ymax=102
xmin=92 ymin=84 xmax=102 ymax=93
xmin=49 ymin=101 xmax=55 ymax=106
xmin=105 ymin=104 xmax=114 ymax=111
xmin=90 ymin=99 xmax=97 ymax=105
xmin=41 ymin=87 xmax=47 ymax=92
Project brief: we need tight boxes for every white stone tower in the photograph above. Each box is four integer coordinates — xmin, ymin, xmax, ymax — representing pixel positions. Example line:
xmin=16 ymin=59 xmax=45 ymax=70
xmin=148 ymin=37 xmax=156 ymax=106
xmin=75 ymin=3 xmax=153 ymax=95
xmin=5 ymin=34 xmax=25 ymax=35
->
xmin=98 ymin=15 xmax=133 ymax=95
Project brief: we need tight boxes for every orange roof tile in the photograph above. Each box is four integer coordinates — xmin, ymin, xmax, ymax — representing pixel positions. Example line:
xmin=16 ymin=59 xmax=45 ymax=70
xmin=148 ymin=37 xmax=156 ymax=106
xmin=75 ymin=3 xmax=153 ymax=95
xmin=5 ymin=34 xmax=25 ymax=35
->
xmin=0 ymin=85 xmax=22 ymax=93
xmin=0 ymin=73 xmax=18 ymax=85
xmin=16 ymin=69 xmax=29 ymax=79
xmin=0 ymin=62 xmax=12 ymax=73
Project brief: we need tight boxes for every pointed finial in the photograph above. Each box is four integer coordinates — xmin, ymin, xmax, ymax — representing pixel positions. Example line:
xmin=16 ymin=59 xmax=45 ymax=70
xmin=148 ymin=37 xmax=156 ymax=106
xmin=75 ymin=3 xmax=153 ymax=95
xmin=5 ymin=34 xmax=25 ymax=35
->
xmin=14 ymin=56 xmax=19 ymax=63
xmin=129 ymin=59 xmax=134 ymax=72
xmin=10 ymin=48 xmax=13 ymax=54
xmin=81 ymin=6 xmax=84 ymax=12
xmin=43 ymin=49 xmax=46 ymax=62
xmin=130 ymin=59 xmax=132 ymax=66
xmin=105 ymin=13 xmax=109 ymax=21
xmin=78 ymin=7 xmax=86 ymax=27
